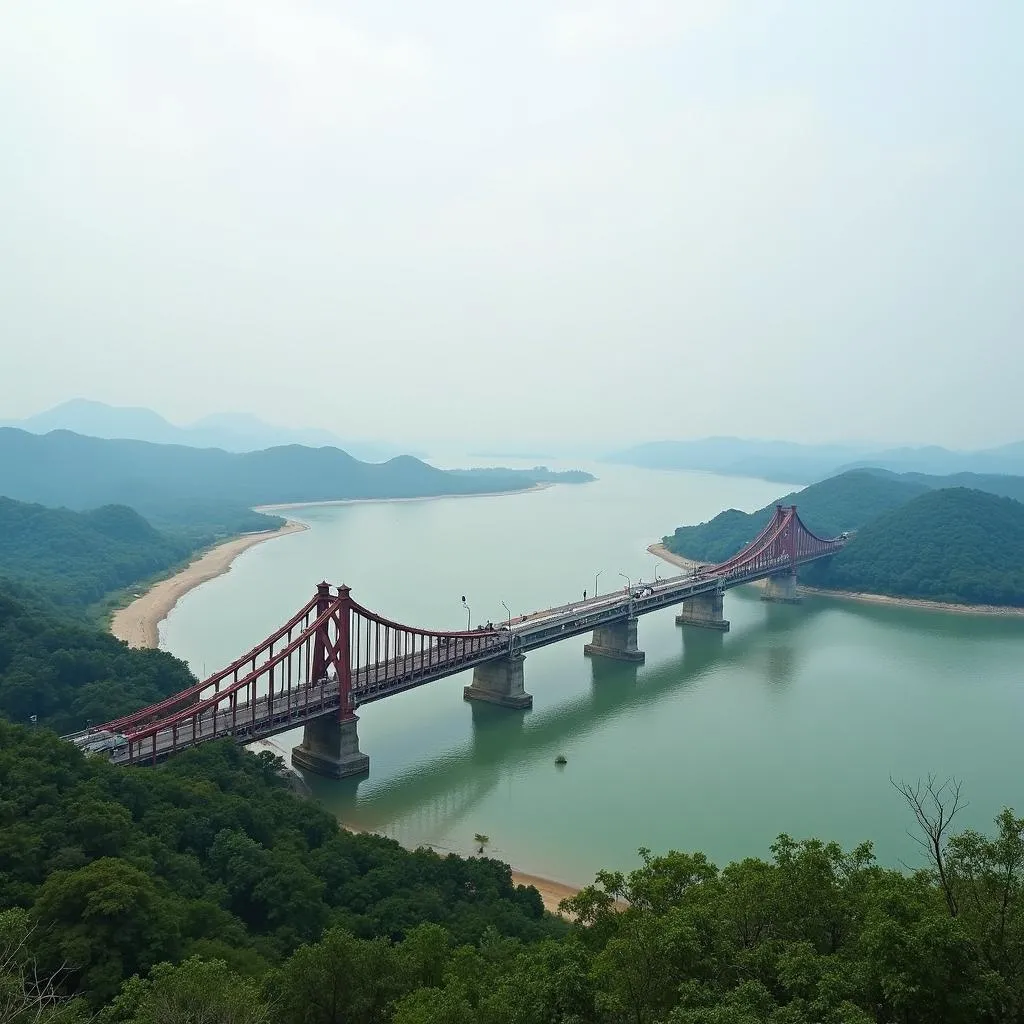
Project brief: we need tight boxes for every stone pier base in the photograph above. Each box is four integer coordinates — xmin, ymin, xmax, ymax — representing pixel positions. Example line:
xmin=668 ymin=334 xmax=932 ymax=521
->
xmin=291 ymin=713 xmax=370 ymax=779
xmin=463 ymin=654 xmax=533 ymax=709
xmin=761 ymin=572 xmax=802 ymax=604
xmin=675 ymin=590 xmax=730 ymax=631
xmin=584 ymin=617 xmax=646 ymax=662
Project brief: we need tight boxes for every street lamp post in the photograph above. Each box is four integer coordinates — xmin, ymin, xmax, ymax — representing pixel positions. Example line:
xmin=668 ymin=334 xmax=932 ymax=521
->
xmin=618 ymin=572 xmax=632 ymax=593
xmin=501 ymin=600 xmax=511 ymax=629
xmin=654 ymin=564 xmax=663 ymax=582
xmin=461 ymin=595 xmax=471 ymax=631
xmin=595 ymin=570 xmax=603 ymax=597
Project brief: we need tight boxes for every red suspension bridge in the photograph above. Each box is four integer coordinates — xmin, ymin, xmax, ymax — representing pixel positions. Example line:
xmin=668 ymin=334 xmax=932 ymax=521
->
xmin=67 ymin=506 xmax=845 ymax=778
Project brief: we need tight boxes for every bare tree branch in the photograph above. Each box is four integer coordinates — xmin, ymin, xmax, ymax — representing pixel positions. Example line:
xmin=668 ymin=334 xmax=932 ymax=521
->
xmin=891 ymin=774 xmax=967 ymax=917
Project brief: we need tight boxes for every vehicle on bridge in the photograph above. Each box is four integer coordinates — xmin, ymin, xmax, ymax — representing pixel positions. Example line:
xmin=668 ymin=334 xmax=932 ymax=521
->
xmin=70 ymin=729 xmax=129 ymax=755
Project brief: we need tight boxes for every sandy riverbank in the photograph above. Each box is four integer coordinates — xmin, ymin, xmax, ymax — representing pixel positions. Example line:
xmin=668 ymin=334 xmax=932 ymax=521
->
xmin=248 ymin=739 xmax=583 ymax=914
xmin=110 ymin=521 xmax=308 ymax=649
xmin=648 ymin=543 xmax=1024 ymax=618
xmin=255 ymin=482 xmax=552 ymax=513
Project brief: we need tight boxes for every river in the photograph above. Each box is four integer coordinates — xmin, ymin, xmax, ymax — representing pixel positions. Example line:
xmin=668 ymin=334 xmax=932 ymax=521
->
xmin=161 ymin=460 xmax=1024 ymax=886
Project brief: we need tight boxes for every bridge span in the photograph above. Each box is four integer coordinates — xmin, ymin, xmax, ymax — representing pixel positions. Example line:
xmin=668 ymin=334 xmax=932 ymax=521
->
xmin=68 ymin=505 xmax=845 ymax=778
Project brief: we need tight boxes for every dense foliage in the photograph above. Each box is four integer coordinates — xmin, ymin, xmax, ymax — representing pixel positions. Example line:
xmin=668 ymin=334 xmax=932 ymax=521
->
xmin=0 ymin=428 xmax=592 ymax=520
xmin=663 ymin=470 xmax=928 ymax=564
xmin=0 ymin=582 xmax=197 ymax=733
xmin=0 ymin=498 xmax=193 ymax=607
xmin=3 ymin=721 xmax=1024 ymax=1023
xmin=804 ymin=487 xmax=1024 ymax=606
xmin=0 ymin=725 xmax=558 ymax=1011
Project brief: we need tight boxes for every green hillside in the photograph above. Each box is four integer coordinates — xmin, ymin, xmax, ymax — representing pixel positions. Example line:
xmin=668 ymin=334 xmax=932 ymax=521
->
xmin=0 ymin=581 xmax=198 ymax=732
xmin=0 ymin=428 xmax=592 ymax=522
xmin=0 ymin=498 xmax=196 ymax=606
xmin=663 ymin=469 xmax=929 ymax=563
xmin=804 ymin=487 xmax=1024 ymax=605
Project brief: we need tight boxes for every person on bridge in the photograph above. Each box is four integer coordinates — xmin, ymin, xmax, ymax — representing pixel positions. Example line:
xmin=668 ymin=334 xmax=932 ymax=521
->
xmin=583 ymin=589 xmax=587 ymax=600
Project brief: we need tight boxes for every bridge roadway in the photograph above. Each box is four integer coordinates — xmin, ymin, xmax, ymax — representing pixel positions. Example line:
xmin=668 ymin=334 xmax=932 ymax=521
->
xmin=106 ymin=552 xmax=817 ymax=765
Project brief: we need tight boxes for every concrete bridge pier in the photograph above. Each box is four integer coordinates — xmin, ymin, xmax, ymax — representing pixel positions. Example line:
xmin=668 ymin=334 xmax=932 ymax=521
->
xmin=584 ymin=617 xmax=646 ymax=662
xmin=675 ymin=590 xmax=730 ymax=631
xmin=291 ymin=714 xmax=370 ymax=779
xmin=464 ymin=654 xmax=533 ymax=709
xmin=761 ymin=571 xmax=802 ymax=604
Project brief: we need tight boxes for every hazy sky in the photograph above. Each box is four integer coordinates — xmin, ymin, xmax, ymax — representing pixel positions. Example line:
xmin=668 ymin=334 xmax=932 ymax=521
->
xmin=1 ymin=2 xmax=1021 ymax=449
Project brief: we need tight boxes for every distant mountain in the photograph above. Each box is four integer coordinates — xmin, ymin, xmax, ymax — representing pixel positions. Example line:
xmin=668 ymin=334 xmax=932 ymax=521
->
xmin=0 ymin=429 xmax=592 ymax=525
xmin=5 ymin=399 xmax=425 ymax=462
xmin=606 ymin=436 xmax=1024 ymax=483
xmin=661 ymin=467 xmax=1024 ymax=566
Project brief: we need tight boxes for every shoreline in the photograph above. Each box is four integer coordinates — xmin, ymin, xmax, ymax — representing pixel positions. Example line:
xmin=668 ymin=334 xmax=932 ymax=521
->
xmin=110 ymin=521 xmax=309 ymax=649
xmin=246 ymin=739 xmax=583 ymax=915
xmin=647 ymin=543 xmax=1024 ymax=618
xmin=112 ymin=483 xmax=558 ymax=651
xmin=255 ymin=481 xmax=552 ymax=512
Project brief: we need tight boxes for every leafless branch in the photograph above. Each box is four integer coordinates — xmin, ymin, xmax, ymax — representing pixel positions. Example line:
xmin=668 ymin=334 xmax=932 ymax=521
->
xmin=891 ymin=774 xmax=967 ymax=917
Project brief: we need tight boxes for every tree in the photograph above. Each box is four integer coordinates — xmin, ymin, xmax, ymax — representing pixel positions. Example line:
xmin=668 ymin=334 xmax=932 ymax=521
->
xmin=891 ymin=775 xmax=967 ymax=916
xmin=268 ymin=928 xmax=405 ymax=1024
xmin=96 ymin=956 xmax=271 ymax=1024
xmin=0 ymin=909 xmax=87 ymax=1024
xmin=31 ymin=858 xmax=182 ymax=1006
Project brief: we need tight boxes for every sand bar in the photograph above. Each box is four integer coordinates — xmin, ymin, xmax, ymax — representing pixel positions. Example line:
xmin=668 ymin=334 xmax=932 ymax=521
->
xmin=648 ymin=543 xmax=1024 ymax=618
xmin=255 ymin=481 xmax=552 ymax=513
xmin=110 ymin=521 xmax=308 ymax=649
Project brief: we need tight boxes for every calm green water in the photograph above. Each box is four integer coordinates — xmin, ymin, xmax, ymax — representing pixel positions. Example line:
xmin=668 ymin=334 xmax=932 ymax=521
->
xmin=161 ymin=462 xmax=1024 ymax=885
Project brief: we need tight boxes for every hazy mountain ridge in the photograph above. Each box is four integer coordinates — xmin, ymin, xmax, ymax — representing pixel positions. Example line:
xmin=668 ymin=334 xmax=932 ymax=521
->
xmin=5 ymin=398 xmax=425 ymax=462
xmin=0 ymin=428 xmax=592 ymax=523
xmin=608 ymin=436 xmax=1024 ymax=483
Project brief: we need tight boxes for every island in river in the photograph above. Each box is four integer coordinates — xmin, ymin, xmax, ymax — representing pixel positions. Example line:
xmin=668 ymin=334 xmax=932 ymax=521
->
xmin=660 ymin=469 xmax=1024 ymax=612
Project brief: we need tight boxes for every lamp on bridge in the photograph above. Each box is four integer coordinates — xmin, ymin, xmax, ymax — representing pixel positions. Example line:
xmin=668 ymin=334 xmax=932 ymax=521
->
xmin=461 ymin=595 xmax=471 ymax=631
xmin=501 ymin=600 xmax=511 ymax=629
xmin=618 ymin=572 xmax=631 ymax=593
xmin=595 ymin=570 xmax=603 ymax=597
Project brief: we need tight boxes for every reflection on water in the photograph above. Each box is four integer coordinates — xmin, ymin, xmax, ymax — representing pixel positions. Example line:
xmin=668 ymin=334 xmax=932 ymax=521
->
xmin=162 ymin=462 xmax=1024 ymax=883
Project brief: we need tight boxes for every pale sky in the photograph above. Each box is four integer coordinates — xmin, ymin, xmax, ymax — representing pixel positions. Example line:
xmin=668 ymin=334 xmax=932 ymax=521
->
xmin=1 ymin=2 xmax=1021 ymax=449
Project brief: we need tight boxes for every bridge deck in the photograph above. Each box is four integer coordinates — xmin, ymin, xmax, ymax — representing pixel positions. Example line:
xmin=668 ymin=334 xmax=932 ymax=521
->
xmin=103 ymin=551 xmax=833 ymax=764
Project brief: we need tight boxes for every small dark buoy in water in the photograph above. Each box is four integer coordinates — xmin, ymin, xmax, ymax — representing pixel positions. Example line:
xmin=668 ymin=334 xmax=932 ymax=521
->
xmin=555 ymin=755 xmax=567 ymax=765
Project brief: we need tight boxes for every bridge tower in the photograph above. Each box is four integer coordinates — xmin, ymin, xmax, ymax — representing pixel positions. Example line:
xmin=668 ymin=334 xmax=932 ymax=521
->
xmin=291 ymin=582 xmax=371 ymax=779
xmin=761 ymin=506 xmax=803 ymax=604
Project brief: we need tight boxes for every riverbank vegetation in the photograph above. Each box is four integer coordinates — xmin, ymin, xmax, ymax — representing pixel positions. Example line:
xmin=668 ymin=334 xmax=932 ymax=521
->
xmin=663 ymin=470 xmax=929 ymax=564
xmin=803 ymin=487 xmax=1024 ymax=606
xmin=0 ymin=581 xmax=197 ymax=733
xmin=664 ymin=469 xmax=1024 ymax=606
xmin=3 ymin=719 xmax=1024 ymax=1022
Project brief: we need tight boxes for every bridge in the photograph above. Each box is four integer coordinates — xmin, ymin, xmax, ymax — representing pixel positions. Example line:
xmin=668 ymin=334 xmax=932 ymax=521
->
xmin=68 ymin=505 xmax=844 ymax=778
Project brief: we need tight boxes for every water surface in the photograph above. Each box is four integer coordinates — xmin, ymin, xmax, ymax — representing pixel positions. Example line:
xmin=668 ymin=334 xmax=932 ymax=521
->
xmin=162 ymin=462 xmax=1024 ymax=884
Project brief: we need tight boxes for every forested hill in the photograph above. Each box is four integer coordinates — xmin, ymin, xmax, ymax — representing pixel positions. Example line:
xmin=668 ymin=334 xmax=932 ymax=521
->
xmin=803 ymin=487 xmax=1024 ymax=606
xmin=4 ymin=718 xmax=1024 ymax=1022
xmin=0 ymin=498 xmax=195 ymax=607
xmin=663 ymin=469 xmax=929 ymax=563
xmin=0 ymin=428 xmax=592 ymax=522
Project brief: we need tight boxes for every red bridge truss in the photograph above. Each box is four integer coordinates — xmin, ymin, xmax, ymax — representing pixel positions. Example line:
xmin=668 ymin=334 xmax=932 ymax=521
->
xmin=74 ymin=505 xmax=844 ymax=768
xmin=710 ymin=503 xmax=846 ymax=581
